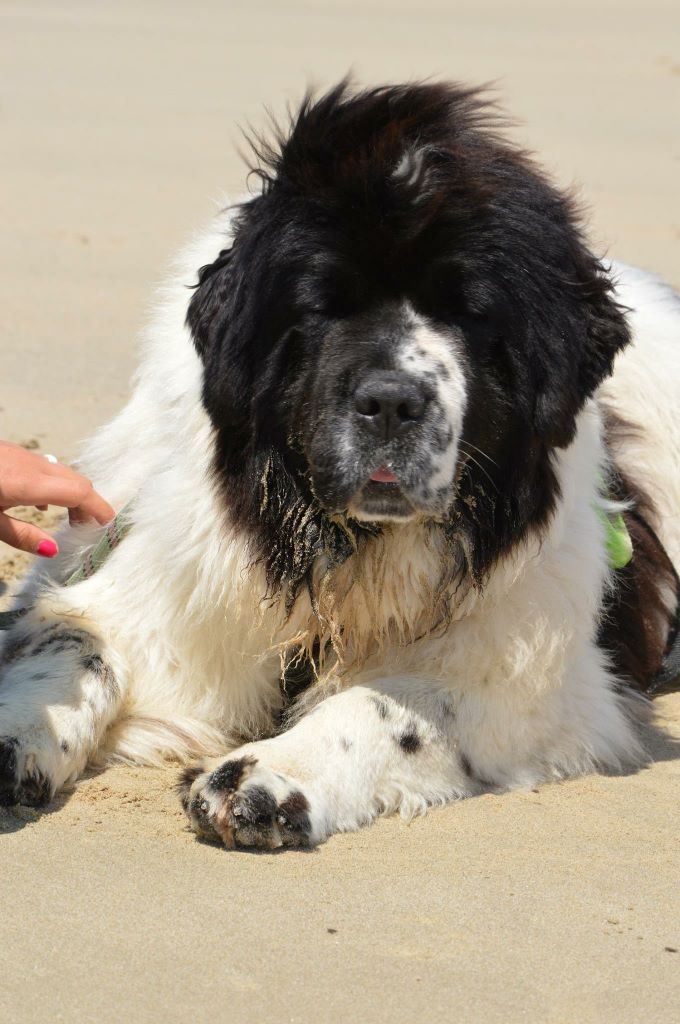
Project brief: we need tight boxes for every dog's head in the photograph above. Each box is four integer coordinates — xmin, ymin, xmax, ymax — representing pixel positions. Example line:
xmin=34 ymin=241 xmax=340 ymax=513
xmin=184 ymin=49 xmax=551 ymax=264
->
xmin=188 ymin=81 xmax=629 ymax=599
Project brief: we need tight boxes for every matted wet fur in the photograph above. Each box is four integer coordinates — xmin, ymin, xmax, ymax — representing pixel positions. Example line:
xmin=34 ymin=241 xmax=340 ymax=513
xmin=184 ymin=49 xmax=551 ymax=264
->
xmin=1 ymin=81 xmax=679 ymax=848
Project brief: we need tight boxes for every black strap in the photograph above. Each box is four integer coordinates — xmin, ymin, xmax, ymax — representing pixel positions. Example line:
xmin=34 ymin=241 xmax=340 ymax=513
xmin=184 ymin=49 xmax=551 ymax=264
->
xmin=622 ymin=508 xmax=680 ymax=695
xmin=650 ymin=583 xmax=680 ymax=695
xmin=3 ymin=581 xmax=680 ymax=693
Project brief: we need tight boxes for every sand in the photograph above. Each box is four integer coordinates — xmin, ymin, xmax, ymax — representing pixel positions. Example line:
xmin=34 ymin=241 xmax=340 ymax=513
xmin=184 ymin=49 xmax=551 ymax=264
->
xmin=1 ymin=2 xmax=679 ymax=1021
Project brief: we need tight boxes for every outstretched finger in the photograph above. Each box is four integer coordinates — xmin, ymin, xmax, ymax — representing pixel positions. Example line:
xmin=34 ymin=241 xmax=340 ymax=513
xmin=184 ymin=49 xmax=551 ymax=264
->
xmin=69 ymin=486 xmax=115 ymax=525
xmin=0 ymin=511 xmax=59 ymax=557
xmin=43 ymin=461 xmax=114 ymax=524
xmin=25 ymin=472 xmax=114 ymax=525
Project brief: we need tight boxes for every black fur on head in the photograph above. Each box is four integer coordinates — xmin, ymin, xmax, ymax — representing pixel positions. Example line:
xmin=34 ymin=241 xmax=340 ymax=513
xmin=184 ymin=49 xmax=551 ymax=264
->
xmin=187 ymin=80 xmax=630 ymax=607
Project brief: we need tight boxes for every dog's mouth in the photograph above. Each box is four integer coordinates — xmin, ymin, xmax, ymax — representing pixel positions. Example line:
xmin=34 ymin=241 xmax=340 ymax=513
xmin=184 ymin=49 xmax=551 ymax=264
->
xmin=309 ymin=443 xmax=458 ymax=524
xmin=349 ymin=465 xmax=417 ymax=522
xmin=369 ymin=465 xmax=399 ymax=484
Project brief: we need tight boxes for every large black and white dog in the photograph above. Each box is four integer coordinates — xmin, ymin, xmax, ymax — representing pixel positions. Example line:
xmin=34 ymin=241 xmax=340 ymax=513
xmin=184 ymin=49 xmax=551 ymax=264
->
xmin=2 ymin=82 xmax=679 ymax=848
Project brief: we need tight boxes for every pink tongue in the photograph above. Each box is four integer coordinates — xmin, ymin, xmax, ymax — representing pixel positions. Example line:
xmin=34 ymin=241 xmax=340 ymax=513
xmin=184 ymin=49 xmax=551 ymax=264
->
xmin=370 ymin=466 xmax=399 ymax=484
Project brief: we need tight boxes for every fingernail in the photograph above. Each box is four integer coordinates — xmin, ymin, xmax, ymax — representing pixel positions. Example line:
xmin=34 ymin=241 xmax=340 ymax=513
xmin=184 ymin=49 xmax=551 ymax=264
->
xmin=37 ymin=539 xmax=59 ymax=558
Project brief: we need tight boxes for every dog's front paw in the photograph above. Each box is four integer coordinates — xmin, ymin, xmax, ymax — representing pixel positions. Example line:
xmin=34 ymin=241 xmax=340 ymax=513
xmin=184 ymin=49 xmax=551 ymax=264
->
xmin=179 ymin=755 xmax=314 ymax=850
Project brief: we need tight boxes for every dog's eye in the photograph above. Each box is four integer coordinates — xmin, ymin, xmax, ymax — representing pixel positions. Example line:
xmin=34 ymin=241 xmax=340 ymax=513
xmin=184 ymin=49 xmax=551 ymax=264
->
xmin=416 ymin=265 xmax=500 ymax=324
xmin=275 ymin=326 xmax=308 ymax=363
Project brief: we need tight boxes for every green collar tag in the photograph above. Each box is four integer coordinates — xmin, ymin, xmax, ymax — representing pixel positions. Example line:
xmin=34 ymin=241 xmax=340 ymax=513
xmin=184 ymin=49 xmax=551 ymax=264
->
xmin=598 ymin=508 xmax=633 ymax=570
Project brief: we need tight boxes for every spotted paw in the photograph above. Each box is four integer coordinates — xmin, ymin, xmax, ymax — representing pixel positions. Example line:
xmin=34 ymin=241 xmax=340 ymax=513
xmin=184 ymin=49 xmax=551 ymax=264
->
xmin=178 ymin=755 xmax=314 ymax=850
xmin=0 ymin=735 xmax=55 ymax=808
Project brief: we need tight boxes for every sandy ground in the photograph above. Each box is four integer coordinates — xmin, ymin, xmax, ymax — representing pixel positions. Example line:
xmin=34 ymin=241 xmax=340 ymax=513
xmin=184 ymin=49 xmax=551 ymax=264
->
xmin=1 ymin=2 xmax=679 ymax=1021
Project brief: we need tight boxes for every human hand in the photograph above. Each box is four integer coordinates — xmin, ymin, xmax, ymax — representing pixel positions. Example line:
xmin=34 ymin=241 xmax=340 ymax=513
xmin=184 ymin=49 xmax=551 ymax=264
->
xmin=0 ymin=441 xmax=114 ymax=557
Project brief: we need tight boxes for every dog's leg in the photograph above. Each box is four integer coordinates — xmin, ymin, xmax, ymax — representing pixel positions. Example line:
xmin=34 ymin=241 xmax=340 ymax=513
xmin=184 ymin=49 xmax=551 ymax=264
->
xmin=180 ymin=678 xmax=475 ymax=849
xmin=0 ymin=613 xmax=125 ymax=806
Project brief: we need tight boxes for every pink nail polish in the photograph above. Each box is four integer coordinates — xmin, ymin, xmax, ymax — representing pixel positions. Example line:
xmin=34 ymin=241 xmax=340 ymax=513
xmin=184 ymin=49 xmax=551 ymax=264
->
xmin=37 ymin=539 xmax=58 ymax=558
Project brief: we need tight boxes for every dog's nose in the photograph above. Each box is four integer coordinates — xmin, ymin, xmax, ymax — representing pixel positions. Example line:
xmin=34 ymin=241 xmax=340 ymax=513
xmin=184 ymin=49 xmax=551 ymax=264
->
xmin=354 ymin=372 xmax=429 ymax=441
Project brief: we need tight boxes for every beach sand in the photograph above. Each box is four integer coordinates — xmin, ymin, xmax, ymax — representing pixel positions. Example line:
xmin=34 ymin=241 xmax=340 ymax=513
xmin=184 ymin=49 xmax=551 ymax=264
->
xmin=1 ymin=3 xmax=679 ymax=1021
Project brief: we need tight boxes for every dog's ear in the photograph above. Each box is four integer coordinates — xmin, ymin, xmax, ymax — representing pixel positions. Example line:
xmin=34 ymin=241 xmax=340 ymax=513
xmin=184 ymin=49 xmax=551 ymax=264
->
xmin=528 ymin=244 xmax=630 ymax=449
xmin=186 ymin=247 xmax=234 ymax=360
xmin=574 ymin=264 xmax=632 ymax=401
xmin=186 ymin=243 xmax=256 ymax=432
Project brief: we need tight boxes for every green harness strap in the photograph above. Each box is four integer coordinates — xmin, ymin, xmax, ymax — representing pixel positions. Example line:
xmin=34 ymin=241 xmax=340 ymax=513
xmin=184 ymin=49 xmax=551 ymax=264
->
xmin=63 ymin=502 xmax=134 ymax=586
xmin=0 ymin=492 xmax=675 ymax=689
xmin=0 ymin=497 xmax=632 ymax=627
xmin=0 ymin=496 xmax=634 ymax=631
xmin=0 ymin=502 xmax=134 ymax=630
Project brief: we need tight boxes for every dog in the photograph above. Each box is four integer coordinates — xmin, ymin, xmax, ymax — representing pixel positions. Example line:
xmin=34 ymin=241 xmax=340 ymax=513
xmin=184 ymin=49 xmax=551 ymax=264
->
xmin=1 ymin=81 xmax=679 ymax=849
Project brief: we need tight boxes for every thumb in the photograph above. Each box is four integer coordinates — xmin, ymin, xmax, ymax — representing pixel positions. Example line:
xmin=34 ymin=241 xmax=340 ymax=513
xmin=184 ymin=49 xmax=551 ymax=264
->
xmin=0 ymin=512 xmax=59 ymax=557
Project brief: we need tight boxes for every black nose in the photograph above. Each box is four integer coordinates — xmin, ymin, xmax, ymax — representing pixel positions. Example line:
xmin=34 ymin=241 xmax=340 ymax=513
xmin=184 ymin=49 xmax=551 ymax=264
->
xmin=354 ymin=371 xmax=429 ymax=441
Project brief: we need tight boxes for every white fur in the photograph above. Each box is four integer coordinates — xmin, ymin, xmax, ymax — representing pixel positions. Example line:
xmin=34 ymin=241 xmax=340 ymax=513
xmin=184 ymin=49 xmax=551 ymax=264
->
xmin=391 ymin=146 xmax=430 ymax=197
xmin=1 ymin=218 xmax=678 ymax=847
xmin=397 ymin=306 xmax=467 ymax=496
